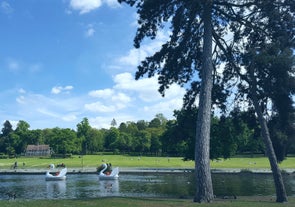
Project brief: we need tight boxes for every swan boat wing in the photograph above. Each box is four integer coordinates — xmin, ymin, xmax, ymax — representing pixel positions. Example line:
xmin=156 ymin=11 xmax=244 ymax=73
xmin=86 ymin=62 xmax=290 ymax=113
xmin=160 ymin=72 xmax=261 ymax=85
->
xmin=45 ymin=168 xmax=67 ymax=181
xmin=98 ymin=164 xmax=119 ymax=180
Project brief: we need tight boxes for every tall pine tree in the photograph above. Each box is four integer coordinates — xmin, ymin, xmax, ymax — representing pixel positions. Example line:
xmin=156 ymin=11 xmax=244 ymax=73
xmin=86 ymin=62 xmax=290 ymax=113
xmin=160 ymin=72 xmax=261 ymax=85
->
xmin=118 ymin=0 xmax=294 ymax=202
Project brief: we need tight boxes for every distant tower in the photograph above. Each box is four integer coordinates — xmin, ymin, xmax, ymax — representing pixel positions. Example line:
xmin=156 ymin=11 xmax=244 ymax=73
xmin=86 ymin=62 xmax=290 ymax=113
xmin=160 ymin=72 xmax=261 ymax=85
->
xmin=111 ymin=118 xmax=117 ymax=127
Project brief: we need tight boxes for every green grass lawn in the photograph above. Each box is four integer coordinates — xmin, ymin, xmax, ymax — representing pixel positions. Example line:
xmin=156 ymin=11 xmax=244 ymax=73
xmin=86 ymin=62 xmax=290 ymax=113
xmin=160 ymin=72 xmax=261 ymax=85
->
xmin=0 ymin=155 xmax=194 ymax=169
xmin=0 ymin=197 xmax=294 ymax=207
xmin=0 ymin=154 xmax=294 ymax=170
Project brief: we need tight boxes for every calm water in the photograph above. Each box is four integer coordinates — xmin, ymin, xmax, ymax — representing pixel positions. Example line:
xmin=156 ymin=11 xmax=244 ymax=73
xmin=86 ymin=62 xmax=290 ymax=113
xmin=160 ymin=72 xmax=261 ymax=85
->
xmin=0 ymin=172 xmax=294 ymax=200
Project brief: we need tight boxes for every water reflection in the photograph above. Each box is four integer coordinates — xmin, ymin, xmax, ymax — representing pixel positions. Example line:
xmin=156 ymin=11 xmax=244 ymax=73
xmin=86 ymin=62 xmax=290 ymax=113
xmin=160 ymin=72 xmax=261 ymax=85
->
xmin=45 ymin=181 xmax=66 ymax=198
xmin=0 ymin=172 xmax=294 ymax=200
xmin=98 ymin=180 xmax=119 ymax=196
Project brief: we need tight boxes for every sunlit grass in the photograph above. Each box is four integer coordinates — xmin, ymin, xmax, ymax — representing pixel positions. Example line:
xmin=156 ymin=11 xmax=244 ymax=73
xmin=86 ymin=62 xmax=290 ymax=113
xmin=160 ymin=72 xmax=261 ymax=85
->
xmin=0 ymin=155 xmax=294 ymax=170
xmin=210 ymin=156 xmax=295 ymax=169
xmin=0 ymin=197 xmax=294 ymax=207
xmin=0 ymin=155 xmax=194 ymax=170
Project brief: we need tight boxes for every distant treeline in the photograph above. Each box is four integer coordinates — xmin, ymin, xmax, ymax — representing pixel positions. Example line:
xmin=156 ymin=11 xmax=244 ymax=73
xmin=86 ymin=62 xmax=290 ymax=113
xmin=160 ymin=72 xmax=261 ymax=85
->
xmin=0 ymin=107 xmax=294 ymax=161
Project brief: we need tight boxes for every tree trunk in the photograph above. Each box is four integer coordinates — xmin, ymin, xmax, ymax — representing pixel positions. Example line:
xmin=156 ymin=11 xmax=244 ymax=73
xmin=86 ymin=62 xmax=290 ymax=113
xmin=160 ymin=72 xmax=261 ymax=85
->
xmin=194 ymin=1 xmax=214 ymax=203
xmin=250 ymin=81 xmax=288 ymax=203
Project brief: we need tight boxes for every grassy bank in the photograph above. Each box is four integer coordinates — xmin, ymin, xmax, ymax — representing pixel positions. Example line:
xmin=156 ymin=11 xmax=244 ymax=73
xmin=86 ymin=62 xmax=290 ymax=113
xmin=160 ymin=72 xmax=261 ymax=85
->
xmin=0 ymin=197 xmax=295 ymax=207
xmin=0 ymin=155 xmax=294 ymax=170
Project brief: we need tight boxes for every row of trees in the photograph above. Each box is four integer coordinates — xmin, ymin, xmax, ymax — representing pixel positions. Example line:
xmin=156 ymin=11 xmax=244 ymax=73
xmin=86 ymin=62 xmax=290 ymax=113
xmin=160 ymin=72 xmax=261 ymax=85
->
xmin=1 ymin=109 xmax=294 ymax=159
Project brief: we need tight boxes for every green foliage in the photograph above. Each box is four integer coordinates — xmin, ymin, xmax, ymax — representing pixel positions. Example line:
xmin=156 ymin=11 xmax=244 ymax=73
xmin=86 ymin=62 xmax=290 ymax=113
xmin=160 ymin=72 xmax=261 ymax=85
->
xmin=1 ymin=112 xmax=294 ymax=159
xmin=105 ymin=127 xmax=120 ymax=150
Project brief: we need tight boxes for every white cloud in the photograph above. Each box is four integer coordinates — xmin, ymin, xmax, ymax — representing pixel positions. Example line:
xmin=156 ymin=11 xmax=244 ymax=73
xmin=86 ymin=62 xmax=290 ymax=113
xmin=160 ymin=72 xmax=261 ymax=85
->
xmin=12 ymin=91 xmax=85 ymax=128
xmin=16 ymin=95 xmax=25 ymax=104
xmin=116 ymin=30 xmax=169 ymax=72
xmin=85 ymin=101 xmax=116 ymax=112
xmin=62 ymin=114 xmax=78 ymax=122
xmin=88 ymin=115 xmax=115 ymax=129
xmin=51 ymin=87 xmax=61 ymax=94
xmin=143 ymin=98 xmax=183 ymax=118
xmin=10 ymin=71 xmax=184 ymax=129
xmin=29 ymin=63 xmax=42 ymax=73
xmin=85 ymin=89 xmax=131 ymax=113
xmin=70 ymin=0 xmax=102 ymax=14
xmin=85 ymin=24 xmax=95 ymax=37
xmin=37 ymin=108 xmax=59 ymax=118
xmin=118 ymin=48 xmax=140 ymax=67
xmin=113 ymin=72 xmax=184 ymax=112
xmin=6 ymin=58 xmax=43 ymax=74
xmin=69 ymin=0 xmax=120 ymax=14
xmin=51 ymin=85 xmax=74 ymax=94
xmin=18 ymin=88 xmax=26 ymax=94
xmin=36 ymin=107 xmax=77 ymax=123
xmin=111 ymin=92 xmax=131 ymax=103
xmin=104 ymin=0 xmax=120 ymax=8
xmin=113 ymin=72 xmax=162 ymax=102
xmin=89 ymin=88 xmax=114 ymax=98
xmin=8 ymin=60 xmax=20 ymax=72
xmin=0 ymin=1 xmax=13 ymax=14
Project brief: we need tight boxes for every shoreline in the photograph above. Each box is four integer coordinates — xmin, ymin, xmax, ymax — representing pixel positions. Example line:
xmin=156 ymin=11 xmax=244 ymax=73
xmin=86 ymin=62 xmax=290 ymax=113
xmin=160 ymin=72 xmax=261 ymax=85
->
xmin=1 ymin=167 xmax=294 ymax=175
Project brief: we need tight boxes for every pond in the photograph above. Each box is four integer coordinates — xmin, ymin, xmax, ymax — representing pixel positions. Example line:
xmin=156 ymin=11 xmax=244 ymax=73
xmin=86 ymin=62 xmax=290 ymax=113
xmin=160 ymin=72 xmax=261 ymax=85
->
xmin=0 ymin=172 xmax=294 ymax=200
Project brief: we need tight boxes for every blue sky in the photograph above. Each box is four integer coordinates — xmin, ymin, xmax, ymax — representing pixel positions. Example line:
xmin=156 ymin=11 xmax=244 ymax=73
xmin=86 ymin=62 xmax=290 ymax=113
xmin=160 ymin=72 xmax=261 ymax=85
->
xmin=0 ymin=0 xmax=185 ymax=129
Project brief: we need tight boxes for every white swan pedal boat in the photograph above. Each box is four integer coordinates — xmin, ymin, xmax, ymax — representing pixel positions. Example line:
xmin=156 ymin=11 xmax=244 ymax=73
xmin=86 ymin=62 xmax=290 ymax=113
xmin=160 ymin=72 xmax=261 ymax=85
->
xmin=45 ymin=168 xmax=67 ymax=181
xmin=98 ymin=163 xmax=119 ymax=180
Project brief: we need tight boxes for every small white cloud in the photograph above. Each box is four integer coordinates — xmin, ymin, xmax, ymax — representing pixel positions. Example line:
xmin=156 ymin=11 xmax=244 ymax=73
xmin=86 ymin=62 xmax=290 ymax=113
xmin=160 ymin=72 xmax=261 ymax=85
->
xmin=51 ymin=87 xmax=62 ymax=94
xmin=1 ymin=1 xmax=13 ymax=14
xmin=16 ymin=95 xmax=26 ymax=104
xmin=69 ymin=0 xmax=120 ymax=14
xmin=143 ymin=98 xmax=183 ymax=117
xmin=118 ymin=48 xmax=141 ymax=67
xmin=8 ymin=60 xmax=20 ymax=72
xmin=85 ymin=27 xmax=95 ymax=37
xmin=70 ymin=0 xmax=102 ymax=14
xmin=113 ymin=72 xmax=161 ymax=102
xmin=37 ymin=108 xmax=59 ymax=118
xmin=104 ymin=0 xmax=120 ymax=8
xmin=64 ymin=85 xmax=74 ymax=90
xmin=29 ymin=63 xmax=42 ymax=73
xmin=89 ymin=88 xmax=114 ymax=98
xmin=6 ymin=59 xmax=44 ymax=74
xmin=62 ymin=114 xmax=77 ymax=122
xmin=85 ymin=24 xmax=95 ymax=37
xmin=85 ymin=101 xmax=116 ymax=112
xmin=51 ymin=85 xmax=74 ymax=94
xmin=112 ymin=92 xmax=131 ymax=104
xmin=116 ymin=30 xmax=169 ymax=71
xmin=86 ymin=89 xmax=130 ymax=113
xmin=18 ymin=88 xmax=26 ymax=94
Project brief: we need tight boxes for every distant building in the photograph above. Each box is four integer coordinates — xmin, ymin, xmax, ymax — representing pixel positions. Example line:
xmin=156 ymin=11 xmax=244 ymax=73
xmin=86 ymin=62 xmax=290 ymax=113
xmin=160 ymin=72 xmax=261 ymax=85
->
xmin=25 ymin=145 xmax=51 ymax=157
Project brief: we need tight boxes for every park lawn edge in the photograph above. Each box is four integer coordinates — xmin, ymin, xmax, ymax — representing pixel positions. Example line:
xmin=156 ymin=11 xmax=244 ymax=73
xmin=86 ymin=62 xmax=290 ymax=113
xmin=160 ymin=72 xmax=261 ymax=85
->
xmin=0 ymin=155 xmax=294 ymax=170
xmin=0 ymin=196 xmax=295 ymax=207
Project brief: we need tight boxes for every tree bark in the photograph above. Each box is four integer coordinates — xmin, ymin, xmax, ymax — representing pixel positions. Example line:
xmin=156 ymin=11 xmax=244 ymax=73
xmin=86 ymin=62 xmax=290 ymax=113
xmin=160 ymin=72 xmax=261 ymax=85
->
xmin=194 ymin=1 xmax=214 ymax=203
xmin=249 ymin=72 xmax=288 ymax=203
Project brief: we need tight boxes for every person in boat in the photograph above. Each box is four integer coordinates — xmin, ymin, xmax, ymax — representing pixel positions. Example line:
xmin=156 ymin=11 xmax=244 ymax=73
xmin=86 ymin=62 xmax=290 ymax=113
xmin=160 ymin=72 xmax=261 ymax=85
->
xmin=105 ymin=163 xmax=112 ymax=175
xmin=97 ymin=163 xmax=112 ymax=175
xmin=57 ymin=163 xmax=66 ymax=168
